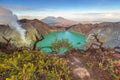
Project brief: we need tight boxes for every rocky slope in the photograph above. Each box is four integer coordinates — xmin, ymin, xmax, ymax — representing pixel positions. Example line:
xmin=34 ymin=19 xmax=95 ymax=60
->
xmin=0 ymin=19 xmax=53 ymax=45
xmin=0 ymin=25 xmax=21 ymax=43
xmin=68 ymin=22 xmax=120 ymax=51
xmin=85 ymin=22 xmax=120 ymax=51
xmin=1 ymin=19 xmax=120 ymax=50
xmin=20 ymin=19 xmax=52 ymax=40
xmin=69 ymin=23 xmax=96 ymax=34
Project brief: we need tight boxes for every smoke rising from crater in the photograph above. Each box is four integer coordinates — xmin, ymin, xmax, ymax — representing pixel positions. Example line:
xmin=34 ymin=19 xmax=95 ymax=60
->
xmin=0 ymin=6 xmax=26 ymax=42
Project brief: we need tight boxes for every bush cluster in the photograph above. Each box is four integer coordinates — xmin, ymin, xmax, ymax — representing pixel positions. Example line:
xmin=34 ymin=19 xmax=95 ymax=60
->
xmin=0 ymin=50 xmax=71 ymax=80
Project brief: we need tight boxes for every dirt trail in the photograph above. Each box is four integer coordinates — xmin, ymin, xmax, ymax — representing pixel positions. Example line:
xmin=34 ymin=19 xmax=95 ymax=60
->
xmin=65 ymin=53 xmax=92 ymax=80
xmin=60 ymin=50 xmax=120 ymax=80
xmin=64 ymin=52 xmax=103 ymax=80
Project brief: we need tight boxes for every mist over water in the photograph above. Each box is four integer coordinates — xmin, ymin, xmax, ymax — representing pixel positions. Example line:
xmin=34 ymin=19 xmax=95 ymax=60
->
xmin=37 ymin=31 xmax=86 ymax=54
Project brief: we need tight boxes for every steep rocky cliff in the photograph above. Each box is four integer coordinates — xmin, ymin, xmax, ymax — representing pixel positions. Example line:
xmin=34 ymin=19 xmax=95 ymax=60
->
xmin=85 ymin=22 xmax=120 ymax=51
xmin=69 ymin=22 xmax=120 ymax=51
xmin=69 ymin=23 xmax=96 ymax=34
xmin=0 ymin=19 xmax=52 ymax=45
xmin=20 ymin=19 xmax=52 ymax=41
xmin=0 ymin=25 xmax=21 ymax=44
xmin=1 ymin=20 xmax=120 ymax=50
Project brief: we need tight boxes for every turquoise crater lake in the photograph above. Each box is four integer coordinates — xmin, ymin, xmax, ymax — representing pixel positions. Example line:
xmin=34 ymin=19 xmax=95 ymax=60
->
xmin=37 ymin=31 xmax=86 ymax=54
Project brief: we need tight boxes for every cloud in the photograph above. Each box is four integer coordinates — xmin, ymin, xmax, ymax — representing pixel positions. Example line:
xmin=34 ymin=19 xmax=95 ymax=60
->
xmin=0 ymin=6 xmax=27 ymax=42
xmin=72 ymin=11 xmax=120 ymax=21
xmin=17 ymin=11 xmax=120 ymax=22
xmin=18 ymin=15 xmax=43 ymax=20
xmin=0 ymin=6 xmax=17 ymax=25
xmin=5 ymin=5 xmax=119 ymax=22
xmin=0 ymin=5 xmax=35 ymax=11
xmin=0 ymin=5 xmax=56 ymax=12
xmin=17 ymin=10 xmax=76 ymax=20
xmin=74 ymin=12 xmax=120 ymax=16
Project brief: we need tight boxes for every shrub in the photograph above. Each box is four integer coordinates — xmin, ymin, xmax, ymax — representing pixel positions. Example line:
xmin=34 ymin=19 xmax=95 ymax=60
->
xmin=0 ymin=50 xmax=71 ymax=80
xmin=51 ymin=39 xmax=73 ymax=54
xmin=105 ymin=59 xmax=120 ymax=80
xmin=86 ymin=61 xmax=94 ymax=69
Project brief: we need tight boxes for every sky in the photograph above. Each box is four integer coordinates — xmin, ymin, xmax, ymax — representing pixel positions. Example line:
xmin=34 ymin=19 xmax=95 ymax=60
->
xmin=0 ymin=0 xmax=120 ymax=22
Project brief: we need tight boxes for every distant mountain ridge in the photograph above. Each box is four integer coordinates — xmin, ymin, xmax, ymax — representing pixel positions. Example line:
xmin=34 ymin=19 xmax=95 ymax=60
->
xmin=41 ymin=16 xmax=59 ymax=24
xmin=41 ymin=16 xmax=78 ymax=27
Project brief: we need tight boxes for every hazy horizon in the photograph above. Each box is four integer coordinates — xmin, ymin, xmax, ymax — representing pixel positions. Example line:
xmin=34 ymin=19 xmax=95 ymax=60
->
xmin=0 ymin=0 xmax=120 ymax=22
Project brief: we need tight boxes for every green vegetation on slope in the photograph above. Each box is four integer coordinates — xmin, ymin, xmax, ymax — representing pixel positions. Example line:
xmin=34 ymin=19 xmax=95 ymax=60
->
xmin=0 ymin=50 xmax=71 ymax=80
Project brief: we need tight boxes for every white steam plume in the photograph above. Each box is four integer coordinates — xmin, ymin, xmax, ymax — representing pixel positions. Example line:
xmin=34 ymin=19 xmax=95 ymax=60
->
xmin=0 ymin=6 xmax=26 ymax=42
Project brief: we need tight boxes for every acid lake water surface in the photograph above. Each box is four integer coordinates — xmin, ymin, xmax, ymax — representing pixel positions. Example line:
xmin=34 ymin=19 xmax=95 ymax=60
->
xmin=37 ymin=31 xmax=86 ymax=54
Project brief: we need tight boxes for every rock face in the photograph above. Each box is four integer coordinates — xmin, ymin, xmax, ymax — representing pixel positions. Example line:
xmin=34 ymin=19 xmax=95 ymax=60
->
xmin=20 ymin=19 xmax=52 ymax=41
xmin=1 ymin=19 xmax=120 ymax=49
xmin=86 ymin=22 xmax=120 ymax=50
xmin=68 ymin=22 xmax=120 ymax=50
xmin=41 ymin=16 xmax=78 ymax=27
xmin=0 ymin=25 xmax=21 ymax=44
xmin=0 ymin=19 xmax=52 ymax=45
xmin=69 ymin=23 xmax=96 ymax=34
